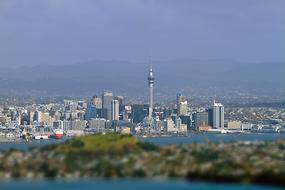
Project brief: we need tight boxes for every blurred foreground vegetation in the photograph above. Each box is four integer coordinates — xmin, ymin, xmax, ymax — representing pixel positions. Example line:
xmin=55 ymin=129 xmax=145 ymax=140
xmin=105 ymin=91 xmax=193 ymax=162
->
xmin=0 ymin=133 xmax=285 ymax=186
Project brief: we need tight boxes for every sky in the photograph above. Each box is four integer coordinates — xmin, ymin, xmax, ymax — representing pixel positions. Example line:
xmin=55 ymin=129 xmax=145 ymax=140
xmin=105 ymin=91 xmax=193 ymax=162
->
xmin=0 ymin=0 xmax=284 ymax=67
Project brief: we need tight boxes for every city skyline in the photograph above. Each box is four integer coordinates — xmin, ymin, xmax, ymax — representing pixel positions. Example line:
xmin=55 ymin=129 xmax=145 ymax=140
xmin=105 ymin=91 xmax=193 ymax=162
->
xmin=0 ymin=1 xmax=284 ymax=188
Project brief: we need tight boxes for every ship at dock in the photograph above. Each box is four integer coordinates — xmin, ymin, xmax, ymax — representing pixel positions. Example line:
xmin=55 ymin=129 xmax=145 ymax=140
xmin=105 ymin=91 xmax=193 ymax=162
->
xmin=49 ymin=129 xmax=64 ymax=139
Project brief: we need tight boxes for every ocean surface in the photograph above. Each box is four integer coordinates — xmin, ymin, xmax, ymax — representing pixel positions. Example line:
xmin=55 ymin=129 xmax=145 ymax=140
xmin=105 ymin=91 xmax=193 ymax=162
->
xmin=1 ymin=133 xmax=285 ymax=151
xmin=143 ymin=133 xmax=285 ymax=145
xmin=0 ymin=180 xmax=282 ymax=190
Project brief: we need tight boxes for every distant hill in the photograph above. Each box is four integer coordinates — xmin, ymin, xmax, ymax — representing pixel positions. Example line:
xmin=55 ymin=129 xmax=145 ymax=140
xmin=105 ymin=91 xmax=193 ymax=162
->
xmin=0 ymin=59 xmax=284 ymax=97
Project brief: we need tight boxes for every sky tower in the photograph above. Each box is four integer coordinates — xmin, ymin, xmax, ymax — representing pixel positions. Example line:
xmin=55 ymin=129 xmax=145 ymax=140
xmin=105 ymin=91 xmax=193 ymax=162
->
xmin=148 ymin=66 xmax=154 ymax=119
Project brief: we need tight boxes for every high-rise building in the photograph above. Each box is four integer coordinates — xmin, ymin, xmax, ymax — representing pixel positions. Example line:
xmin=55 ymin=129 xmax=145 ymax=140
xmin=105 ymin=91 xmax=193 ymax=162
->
xmin=165 ymin=117 xmax=176 ymax=132
xmin=96 ymin=108 xmax=108 ymax=119
xmin=179 ymin=115 xmax=191 ymax=130
xmin=111 ymin=99 xmax=119 ymax=121
xmin=148 ymin=67 xmax=154 ymax=119
xmin=102 ymin=91 xmax=113 ymax=120
xmin=208 ymin=100 xmax=224 ymax=129
xmin=85 ymin=104 xmax=97 ymax=121
xmin=92 ymin=96 xmax=102 ymax=109
xmin=28 ymin=111 xmax=35 ymax=125
xmin=177 ymin=94 xmax=188 ymax=116
xmin=115 ymin=96 xmax=124 ymax=113
xmin=41 ymin=112 xmax=52 ymax=126
xmin=34 ymin=111 xmax=42 ymax=123
xmin=132 ymin=104 xmax=148 ymax=123
xmin=193 ymin=112 xmax=209 ymax=130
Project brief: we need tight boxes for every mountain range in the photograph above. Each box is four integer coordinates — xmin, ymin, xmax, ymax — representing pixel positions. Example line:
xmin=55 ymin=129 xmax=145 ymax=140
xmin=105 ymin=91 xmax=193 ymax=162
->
xmin=0 ymin=59 xmax=283 ymax=98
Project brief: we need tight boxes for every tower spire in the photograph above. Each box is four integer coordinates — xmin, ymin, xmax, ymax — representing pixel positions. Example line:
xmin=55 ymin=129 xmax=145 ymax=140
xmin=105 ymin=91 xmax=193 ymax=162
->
xmin=148 ymin=66 xmax=154 ymax=119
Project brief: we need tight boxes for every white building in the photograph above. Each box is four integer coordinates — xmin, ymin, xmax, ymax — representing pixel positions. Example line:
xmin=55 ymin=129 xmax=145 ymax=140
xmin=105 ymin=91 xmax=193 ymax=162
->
xmin=111 ymin=99 xmax=119 ymax=121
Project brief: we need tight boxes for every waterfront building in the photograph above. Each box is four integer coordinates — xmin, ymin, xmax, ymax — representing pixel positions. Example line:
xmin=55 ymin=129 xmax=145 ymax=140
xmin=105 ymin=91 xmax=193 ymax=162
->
xmin=71 ymin=120 xmax=87 ymax=130
xmin=208 ymin=100 xmax=224 ymax=129
xmin=177 ymin=117 xmax=182 ymax=130
xmin=227 ymin=121 xmax=242 ymax=130
xmin=165 ymin=117 xmax=176 ymax=133
xmin=180 ymin=124 xmax=188 ymax=133
xmin=88 ymin=118 xmax=106 ymax=131
xmin=62 ymin=120 xmax=71 ymax=131
xmin=179 ymin=115 xmax=191 ymax=130
xmin=242 ymin=123 xmax=253 ymax=131
xmin=193 ymin=112 xmax=209 ymax=130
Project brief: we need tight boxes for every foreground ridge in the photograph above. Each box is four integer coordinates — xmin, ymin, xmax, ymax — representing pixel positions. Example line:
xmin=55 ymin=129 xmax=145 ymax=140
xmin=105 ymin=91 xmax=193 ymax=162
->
xmin=0 ymin=134 xmax=284 ymax=186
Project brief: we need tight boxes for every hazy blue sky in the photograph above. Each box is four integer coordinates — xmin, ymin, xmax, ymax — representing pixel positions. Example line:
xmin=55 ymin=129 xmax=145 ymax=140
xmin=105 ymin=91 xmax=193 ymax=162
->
xmin=0 ymin=0 xmax=284 ymax=66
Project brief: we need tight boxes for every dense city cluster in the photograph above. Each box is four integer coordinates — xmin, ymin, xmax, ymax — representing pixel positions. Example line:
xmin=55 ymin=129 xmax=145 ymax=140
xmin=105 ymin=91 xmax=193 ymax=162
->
xmin=0 ymin=68 xmax=284 ymax=142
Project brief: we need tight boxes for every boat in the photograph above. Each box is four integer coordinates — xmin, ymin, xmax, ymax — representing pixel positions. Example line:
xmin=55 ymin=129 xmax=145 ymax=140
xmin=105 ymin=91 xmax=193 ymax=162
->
xmin=50 ymin=129 xmax=64 ymax=139
xmin=206 ymin=128 xmax=228 ymax=134
xmin=34 ymin=134 xmax=49 ymax=140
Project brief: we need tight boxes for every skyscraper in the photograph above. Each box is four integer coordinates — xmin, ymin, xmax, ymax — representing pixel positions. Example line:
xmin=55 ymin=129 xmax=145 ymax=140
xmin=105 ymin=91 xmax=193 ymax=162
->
xmin=132 ymin=104 xmax=148 ymax=123
xmin=193 ymin=112 xmax=209 ymax=130
xmin=148 ymin=67 xmax=154 ymax=119
xmin=177 ymin=94 xmax=188 ymax=116
xmin=92 ymin=95 xmax=102 ymax=109
xmin=208 ymin=100 xmax=224 ymax=129
xmin=85 ymin=103 xmax=97 ymax=121
xmin=102 ymin=91 xmax=113 ymax=121
xmin=114 ymin=96 xmax=124 ymax=113
xmin=111 ymin=99 xmax=119 ymax=121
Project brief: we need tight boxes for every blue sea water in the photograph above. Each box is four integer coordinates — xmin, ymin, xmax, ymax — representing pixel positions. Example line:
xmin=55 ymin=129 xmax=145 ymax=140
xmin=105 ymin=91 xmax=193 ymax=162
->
xmin=0 ymin=180 xmax=282 ymax=190
xmin=143 ymin=133 xmax=285 ymax=145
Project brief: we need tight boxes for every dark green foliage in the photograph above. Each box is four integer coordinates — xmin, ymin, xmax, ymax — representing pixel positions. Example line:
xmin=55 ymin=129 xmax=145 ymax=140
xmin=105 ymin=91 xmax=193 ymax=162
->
xmin=70 ymin=139 xmax=84 ymax=148
xmin=137 ymin=141 xmax=158 ymax=151
xmin=132 ymin=168 xmax=146 ymax=177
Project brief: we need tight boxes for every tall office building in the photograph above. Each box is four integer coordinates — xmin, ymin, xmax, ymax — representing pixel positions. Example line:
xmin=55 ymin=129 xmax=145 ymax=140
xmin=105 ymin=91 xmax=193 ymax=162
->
xmin=114 ymin=96 xmax=124 ymax=113
xmin=34 ymin=111 xmax=42 ymax=123
xmin=102 ymin=91 xmax=113 ymax=121
xmin=92 ymin=95 xmax=102 ymax=109
xmin=132 ymin=104 xmax=148 ymax=123
xmin=177 ymin=94 xmax=188 ymax=116
xmin=111 ymin=99 xmax=119 ymax=121
xmin=148 ymin=67 xmax=154 ymax=119
xmin=193 ymin=112 xmax=209 ymax=130
xmin=208 ymin=100 xmax=224 ymax=129
xmin=85 ymin=103 xmax=97 ymax=121
xmin=28 ymin=111 xmax=35 ymax=125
